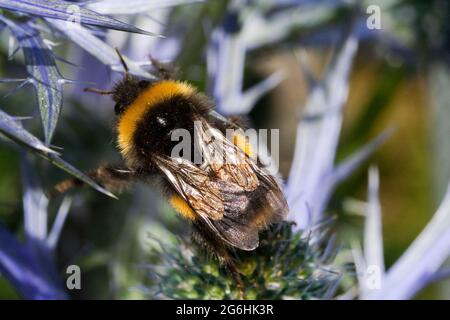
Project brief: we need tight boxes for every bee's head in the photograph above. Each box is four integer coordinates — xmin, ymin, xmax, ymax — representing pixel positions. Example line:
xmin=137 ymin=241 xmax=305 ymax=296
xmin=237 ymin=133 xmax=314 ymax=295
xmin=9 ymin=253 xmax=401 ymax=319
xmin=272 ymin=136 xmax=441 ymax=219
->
xmin=112 ymin=76 xmax=150 ymax=116
xmin=84 ymin=48 xmax=151 ymax=116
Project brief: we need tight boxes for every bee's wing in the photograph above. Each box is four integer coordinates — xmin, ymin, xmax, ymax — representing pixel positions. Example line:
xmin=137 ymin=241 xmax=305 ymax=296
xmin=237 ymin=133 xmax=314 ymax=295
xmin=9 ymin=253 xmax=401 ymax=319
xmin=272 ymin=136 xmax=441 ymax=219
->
xmin=249 ymin=162 xmax=289 ymax=225
xmin=154 ymin=155 xmax=225 ymax=220
xmin=194 ymin=119 xmax=259 ymax=192
xmin=154 ymin=155 xmax=259 ymax=250
xmin=153 ymin=117 xmax=288 ymax=251
xmin=195 ymin=117 xmax=289 ymax=223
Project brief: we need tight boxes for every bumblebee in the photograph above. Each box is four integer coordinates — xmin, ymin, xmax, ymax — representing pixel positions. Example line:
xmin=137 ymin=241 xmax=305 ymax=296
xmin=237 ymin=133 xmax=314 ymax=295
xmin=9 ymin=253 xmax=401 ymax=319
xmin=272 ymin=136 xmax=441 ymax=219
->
xmin=54 ymin=51 xmax=288 ymax=267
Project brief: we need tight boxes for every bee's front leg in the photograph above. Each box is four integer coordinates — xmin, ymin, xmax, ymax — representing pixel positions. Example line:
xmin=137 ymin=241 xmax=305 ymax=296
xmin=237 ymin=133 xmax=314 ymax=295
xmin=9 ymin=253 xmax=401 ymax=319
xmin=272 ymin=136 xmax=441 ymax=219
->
xmin=49 ymin=165 xmax=134 ymax=197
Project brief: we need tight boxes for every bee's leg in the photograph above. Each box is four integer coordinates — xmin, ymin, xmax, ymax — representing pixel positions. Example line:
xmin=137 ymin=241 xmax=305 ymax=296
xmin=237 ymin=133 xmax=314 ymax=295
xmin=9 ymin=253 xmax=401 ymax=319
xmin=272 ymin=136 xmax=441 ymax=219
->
xmin=148 ymin=55 xmax=177 ymax=80
xmin=225 ymin=260 xmax=245 ymax=300
xmin=49 ymin=165 xmax=134 ymax=197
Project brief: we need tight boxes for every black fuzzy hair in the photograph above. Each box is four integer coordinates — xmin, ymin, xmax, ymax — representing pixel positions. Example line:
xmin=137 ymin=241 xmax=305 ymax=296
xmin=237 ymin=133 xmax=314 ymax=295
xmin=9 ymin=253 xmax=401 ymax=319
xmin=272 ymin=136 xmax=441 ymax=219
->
xmin=112 ymin=76 xmax=151 ymax=115
xmin=131 ymin=93 xmax=213 ymax=164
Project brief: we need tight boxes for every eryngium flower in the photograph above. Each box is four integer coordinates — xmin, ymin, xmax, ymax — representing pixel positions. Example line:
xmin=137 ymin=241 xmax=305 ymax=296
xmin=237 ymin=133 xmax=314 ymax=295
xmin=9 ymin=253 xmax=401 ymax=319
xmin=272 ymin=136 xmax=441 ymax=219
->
xmin=147 ymin=221 xmax=341 ymax=300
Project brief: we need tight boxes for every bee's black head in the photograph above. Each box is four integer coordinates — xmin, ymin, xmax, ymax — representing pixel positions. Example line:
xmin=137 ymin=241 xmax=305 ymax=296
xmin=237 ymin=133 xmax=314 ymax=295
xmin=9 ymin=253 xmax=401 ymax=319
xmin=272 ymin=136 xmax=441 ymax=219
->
xmin=83 ymin=48 xmax=153 ymax=116
xmin=110 ymin=48 xmax=152 ymax=115
xmin=112 ymin=76 xmax=150 ymax=115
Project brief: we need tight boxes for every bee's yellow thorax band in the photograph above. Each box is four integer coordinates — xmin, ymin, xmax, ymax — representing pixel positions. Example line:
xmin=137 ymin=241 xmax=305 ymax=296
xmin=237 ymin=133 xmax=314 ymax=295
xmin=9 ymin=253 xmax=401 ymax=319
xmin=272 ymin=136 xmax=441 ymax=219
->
xmin=117 ymin=80 xmax=195 ymax=156
xmin=169 ymin=195 xmax=196 ymax=220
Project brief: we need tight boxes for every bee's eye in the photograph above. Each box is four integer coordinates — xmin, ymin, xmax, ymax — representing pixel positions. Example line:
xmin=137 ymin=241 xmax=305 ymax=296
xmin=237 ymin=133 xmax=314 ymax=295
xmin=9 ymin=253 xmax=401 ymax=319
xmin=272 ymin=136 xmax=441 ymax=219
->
xmin=115 ymin=103 xmax=124 ymax=115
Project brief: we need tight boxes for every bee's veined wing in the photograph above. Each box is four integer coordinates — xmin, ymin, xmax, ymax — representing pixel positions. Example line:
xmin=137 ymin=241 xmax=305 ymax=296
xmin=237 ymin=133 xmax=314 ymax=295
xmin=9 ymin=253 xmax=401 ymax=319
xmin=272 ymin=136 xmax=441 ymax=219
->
xmin=195 ymin=117 xmax=289 ymax=223
xmin=153 ymin=155 xmax=259 ymax=250
xmin=194 ymin=118 xmax=259 ymax=191
xmin=250 ymin=162 xmax=289 ymax=224
xmin=154 ymin=155 xmax=224 ymax=220
xmin=153 ymin=116 xmax=288 ymax=250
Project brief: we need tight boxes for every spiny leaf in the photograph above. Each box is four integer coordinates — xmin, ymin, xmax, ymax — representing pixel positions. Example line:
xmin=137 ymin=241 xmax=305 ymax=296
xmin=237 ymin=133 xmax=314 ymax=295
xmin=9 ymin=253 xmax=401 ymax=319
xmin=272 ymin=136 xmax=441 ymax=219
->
xmin=0 ymin=0 xmax=159 ymax=36
xmin=47 ymin=196 xmax=72 ymax=249
xmin=47 ymin=19 xmax=157 ymax=79
xmin=0 ymin=108 xmax=57 ymax=155
xmin=20 ymin=153 xmax=49 ymax=242
xmin=0 ymin=222 xmax=67 ymax=299
xmin=332 ymin=128 xmax=394 ymax=184
xmin=43 ymin=152 xmax=117 ymax=199
xmin=86 ymin=0 xmax=203 ymax=15
xmin=0 ymin=78 xmax=27 ymax=83
xmin=286 ymin=28 xmax=359 ymax=228
xmin=1 ymin=16 xmax=63 ymax=144
xmin=0 ymin=108 xmax=116 ymax=199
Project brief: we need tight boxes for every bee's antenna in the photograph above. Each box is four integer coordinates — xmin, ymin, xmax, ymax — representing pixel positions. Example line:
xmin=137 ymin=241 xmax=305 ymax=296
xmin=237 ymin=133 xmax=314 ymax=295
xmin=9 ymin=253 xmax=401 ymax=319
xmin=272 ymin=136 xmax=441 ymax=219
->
xmin=115 ymin=48 xmax=129 ymax=74
xmin=84 ymin=49 xmax=129 ymax=96
xmin=84 ymin=87 xmax=115 ymax=95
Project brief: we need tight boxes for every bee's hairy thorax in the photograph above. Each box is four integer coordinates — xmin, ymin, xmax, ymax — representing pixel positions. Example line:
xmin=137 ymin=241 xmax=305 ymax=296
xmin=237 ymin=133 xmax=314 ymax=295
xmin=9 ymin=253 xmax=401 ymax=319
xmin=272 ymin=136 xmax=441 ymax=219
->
xmin=115 ymin=80 xmax=213 ymax=169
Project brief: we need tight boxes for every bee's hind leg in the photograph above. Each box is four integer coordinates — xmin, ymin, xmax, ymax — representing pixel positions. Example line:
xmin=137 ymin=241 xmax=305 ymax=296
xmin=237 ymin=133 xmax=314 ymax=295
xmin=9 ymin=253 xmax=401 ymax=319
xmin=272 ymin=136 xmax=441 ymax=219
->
xmin=49 ymin=165 xmax=134 ymax=198
xmin=224 ymin=260 xmax=245 ymax=300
